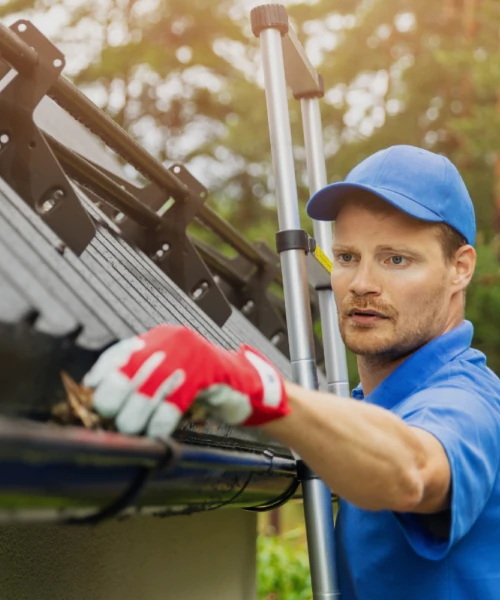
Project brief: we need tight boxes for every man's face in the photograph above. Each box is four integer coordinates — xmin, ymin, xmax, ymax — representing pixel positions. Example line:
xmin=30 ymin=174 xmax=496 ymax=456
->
xmin=331 ymin=196 xmax=455 ymax=363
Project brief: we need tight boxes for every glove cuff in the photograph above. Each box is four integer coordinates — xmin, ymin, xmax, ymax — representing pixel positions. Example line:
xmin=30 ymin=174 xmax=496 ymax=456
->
xmin=238 ymin=345 xmax=290 ymax=426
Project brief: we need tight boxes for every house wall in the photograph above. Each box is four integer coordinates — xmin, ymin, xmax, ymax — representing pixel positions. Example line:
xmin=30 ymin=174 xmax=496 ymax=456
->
xmin=0 ymin=509 xmax=257 ymax=600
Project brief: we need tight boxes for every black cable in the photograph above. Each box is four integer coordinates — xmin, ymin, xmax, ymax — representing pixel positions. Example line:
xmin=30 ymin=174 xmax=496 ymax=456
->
xmin=245 ymin=448 xmax=300 ymax=512
xmin=244 ymin=477 xmax=300 ymax=512
xmin=64 ymin=440 xmax=175 ymax=526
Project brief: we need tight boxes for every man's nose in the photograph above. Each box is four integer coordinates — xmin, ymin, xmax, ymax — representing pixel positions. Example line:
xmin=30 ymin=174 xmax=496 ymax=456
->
xmin=348 ymin=260 xmax=381 ymax=296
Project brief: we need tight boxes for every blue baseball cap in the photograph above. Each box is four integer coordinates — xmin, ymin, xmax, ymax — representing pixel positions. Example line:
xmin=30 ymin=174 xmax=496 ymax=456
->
xmin=306 ymin=145 xmax=476 ymax=245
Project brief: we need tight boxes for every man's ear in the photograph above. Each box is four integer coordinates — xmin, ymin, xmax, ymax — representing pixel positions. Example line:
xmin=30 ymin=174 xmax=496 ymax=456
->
xmin=452 ymin=245 xmax=476 ymax=292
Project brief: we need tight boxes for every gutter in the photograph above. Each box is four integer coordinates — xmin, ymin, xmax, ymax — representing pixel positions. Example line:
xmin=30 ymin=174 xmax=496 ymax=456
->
xmin=0 ymin=416 xmax=299 ymax=523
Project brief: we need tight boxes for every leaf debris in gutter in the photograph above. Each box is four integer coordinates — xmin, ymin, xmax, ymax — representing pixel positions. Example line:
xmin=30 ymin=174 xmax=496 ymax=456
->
xmin=51 ymin=372 xmax=113 ymax=430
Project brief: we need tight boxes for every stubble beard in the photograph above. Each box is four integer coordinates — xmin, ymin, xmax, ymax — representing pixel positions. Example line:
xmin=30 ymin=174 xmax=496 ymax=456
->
xmin=339 ymin=285 xmax=448 ymax=369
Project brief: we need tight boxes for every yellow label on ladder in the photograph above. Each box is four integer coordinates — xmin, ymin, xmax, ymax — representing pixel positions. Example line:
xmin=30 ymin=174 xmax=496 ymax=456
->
xmin=306 ymin=244 xmax=332 ymax=289
xmin=314 ymin=246 xmax=332 ymax=274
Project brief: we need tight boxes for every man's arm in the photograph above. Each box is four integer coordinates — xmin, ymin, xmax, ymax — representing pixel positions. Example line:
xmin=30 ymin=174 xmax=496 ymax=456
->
xmin=263 ymin=381 xmax=451 ymax=514
xmin=84 ymin=325 xmax=450 ymax=515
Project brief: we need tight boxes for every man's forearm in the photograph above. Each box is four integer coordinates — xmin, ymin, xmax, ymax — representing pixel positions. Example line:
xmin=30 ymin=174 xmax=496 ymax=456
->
xmin=262 ymin=382 xmax=428 ymax=512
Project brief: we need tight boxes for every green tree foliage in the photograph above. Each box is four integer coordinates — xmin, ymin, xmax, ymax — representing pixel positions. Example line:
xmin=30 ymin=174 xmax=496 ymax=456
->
xmin=466 ymin=241 xmax=500 ymax=374
xmin=434 ymin=0 xmax=500 ymax=235
xmin=257 ymin=529 xmax=312 ymax=600
xmin=284 ymin=1 xmax=500 ymax=241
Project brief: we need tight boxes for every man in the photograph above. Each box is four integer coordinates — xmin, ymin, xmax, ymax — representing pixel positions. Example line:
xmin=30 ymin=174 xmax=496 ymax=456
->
xmin=85 ymin=145 xmax=500 ymax=598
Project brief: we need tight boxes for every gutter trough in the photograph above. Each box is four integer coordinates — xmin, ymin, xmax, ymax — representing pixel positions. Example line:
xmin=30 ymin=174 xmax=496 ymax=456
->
xmin=0 ymin=415 xmax=299 ymax=523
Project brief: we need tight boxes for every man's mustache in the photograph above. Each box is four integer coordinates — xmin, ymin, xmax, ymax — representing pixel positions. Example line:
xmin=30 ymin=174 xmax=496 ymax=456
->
xmin=341 ymin=297 xmax=398 ymax=321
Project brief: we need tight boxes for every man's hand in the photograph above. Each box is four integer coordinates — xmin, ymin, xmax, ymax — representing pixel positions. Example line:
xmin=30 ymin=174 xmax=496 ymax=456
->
xmin=83 ymin=325 xmax=290 ymax=439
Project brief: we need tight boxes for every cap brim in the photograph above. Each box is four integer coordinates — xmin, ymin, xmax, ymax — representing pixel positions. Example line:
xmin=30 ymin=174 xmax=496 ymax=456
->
xmin=306 ymin=182 xmax=443 ymax=224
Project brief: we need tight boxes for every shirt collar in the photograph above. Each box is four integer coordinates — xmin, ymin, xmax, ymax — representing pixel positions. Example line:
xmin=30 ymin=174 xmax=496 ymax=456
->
xmin=350 ymin=320 xmax=473 ymax=409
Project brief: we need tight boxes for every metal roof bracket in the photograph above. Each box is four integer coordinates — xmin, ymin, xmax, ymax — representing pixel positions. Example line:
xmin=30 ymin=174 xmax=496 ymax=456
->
xmin=0 ymin=20 xmax=95 ymax=255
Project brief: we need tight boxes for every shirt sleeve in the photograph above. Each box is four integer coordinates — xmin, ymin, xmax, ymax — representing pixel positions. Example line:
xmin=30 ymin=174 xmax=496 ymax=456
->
xmin=392 ymin=385 xmax=500 ymax=560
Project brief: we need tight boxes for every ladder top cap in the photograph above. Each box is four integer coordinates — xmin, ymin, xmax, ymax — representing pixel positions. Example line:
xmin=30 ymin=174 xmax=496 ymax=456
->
xmin=251 ymin=4 xmax=289 ymax=37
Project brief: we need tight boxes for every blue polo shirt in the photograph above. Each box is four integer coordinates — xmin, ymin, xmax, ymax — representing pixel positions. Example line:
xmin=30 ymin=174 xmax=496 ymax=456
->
xmin=337 ymin=321 xmax=500 ymax=599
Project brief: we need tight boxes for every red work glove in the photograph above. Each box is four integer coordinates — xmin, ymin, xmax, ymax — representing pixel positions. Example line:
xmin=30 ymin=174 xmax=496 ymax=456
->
xmin=83 ymin=325 xmax=290 ymax=439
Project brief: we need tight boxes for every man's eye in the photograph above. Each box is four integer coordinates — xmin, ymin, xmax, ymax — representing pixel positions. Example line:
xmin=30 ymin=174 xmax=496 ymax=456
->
xmin=338 ymin=253 xmax=353 ymax=262
xmin=389 ymin=255 xmax=406 ymax=265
